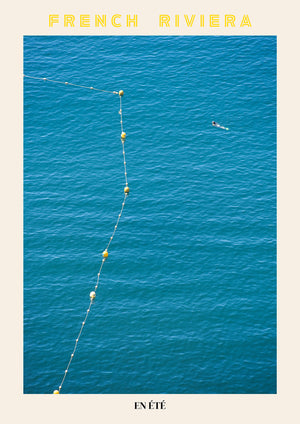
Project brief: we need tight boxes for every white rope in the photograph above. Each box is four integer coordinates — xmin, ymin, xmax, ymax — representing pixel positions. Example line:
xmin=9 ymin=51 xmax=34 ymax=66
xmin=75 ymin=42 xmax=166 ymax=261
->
xmin=23 ymin=74 xmax=119 ymax=95
xmin=24 ymin=74 xmax=129 ymax=394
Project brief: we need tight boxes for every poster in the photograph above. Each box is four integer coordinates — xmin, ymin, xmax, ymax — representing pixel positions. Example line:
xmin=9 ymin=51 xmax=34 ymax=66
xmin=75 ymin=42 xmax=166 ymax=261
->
xmin=1 ymin=0 xmax=300 ymax=422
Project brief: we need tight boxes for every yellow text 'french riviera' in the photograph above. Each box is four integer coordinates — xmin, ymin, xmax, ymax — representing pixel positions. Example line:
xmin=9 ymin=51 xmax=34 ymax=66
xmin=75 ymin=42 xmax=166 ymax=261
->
xmin=49 ymin=14 xmax=252 ymax=28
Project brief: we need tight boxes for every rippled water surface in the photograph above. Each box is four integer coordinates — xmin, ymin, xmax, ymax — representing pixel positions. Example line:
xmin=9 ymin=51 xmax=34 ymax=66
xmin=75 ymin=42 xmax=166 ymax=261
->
xmin=24 ymin=36 xmax=276 ymax=394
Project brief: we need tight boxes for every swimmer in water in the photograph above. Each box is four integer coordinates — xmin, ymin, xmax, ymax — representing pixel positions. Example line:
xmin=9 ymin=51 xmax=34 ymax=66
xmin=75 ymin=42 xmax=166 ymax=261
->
xmin=212 ymin=121 xmax=229 ymax=131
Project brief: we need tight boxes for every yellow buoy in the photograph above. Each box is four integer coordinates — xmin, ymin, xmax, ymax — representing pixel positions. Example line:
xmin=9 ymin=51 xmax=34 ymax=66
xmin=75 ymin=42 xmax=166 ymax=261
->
xmin=53 ymin=390 xmax=60 ymax=394
xmin=121 ymin=132 xmax=126 ymax=140
xmin=124 ymin=186 xmax=130 ymax=194
xmin=102 ymin=250 xmax=109 ymax=258
xmin=90 ymin=291 xmax=96 ymax=300
xmin=119 ymin=90 xmax=124 ymax=96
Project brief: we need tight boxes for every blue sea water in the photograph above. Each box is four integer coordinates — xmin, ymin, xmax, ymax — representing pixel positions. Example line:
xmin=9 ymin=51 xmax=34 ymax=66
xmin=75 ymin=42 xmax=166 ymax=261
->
xmin=23 ymin=36 xmax=276 ymax=394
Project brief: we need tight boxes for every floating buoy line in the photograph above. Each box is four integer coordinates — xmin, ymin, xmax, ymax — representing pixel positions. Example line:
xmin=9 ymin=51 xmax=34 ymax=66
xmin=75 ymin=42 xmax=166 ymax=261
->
xmin=23 ymin=74 xmax=130 ymax=394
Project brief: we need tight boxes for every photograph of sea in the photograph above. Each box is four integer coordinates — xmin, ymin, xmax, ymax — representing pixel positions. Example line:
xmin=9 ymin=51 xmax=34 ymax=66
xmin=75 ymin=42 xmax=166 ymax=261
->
xmin=24 ymin=35 xmax=276 ymax=394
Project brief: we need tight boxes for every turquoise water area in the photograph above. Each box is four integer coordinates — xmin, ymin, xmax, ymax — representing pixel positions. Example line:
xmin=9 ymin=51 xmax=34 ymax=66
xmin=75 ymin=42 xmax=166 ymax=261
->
xmin=24 ymin=36 xmax=276 ymax=394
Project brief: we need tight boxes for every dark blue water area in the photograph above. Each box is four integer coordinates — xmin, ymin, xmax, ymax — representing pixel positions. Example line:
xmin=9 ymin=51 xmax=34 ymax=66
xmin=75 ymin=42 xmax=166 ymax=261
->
xmin=23 ymin=36 xmax=276 ymax=394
